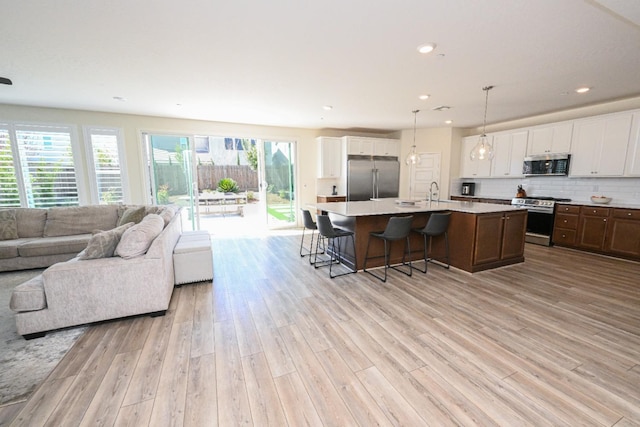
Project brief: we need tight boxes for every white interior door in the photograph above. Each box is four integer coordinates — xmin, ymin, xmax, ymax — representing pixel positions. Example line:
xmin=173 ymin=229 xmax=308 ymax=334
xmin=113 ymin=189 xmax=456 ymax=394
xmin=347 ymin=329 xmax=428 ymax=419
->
xmin=412 ymin=152 xmax=441 ymax=200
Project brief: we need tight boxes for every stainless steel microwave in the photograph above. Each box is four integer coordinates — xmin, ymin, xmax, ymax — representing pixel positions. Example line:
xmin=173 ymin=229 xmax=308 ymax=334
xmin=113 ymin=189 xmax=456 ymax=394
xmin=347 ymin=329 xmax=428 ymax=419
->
xmin=523 ymin=153 xmax=570 ymax=176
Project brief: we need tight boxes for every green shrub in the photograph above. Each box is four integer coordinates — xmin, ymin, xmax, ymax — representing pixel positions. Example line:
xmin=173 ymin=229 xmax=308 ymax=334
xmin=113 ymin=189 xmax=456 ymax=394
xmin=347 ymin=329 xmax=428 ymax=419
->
xmin=217 ymin=178 xmax=239 ymax=193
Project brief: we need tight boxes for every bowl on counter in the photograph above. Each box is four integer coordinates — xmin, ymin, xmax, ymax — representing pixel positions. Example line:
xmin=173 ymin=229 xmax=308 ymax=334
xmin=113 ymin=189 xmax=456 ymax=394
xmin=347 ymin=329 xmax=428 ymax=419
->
xmin=590 ymin=196 xmax=612 ymax=204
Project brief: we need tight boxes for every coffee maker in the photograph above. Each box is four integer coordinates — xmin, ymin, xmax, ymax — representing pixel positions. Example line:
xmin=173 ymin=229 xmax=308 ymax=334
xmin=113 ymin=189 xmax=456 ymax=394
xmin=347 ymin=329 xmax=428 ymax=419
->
xmin=461 ymin=182 xmax=475 ymax=196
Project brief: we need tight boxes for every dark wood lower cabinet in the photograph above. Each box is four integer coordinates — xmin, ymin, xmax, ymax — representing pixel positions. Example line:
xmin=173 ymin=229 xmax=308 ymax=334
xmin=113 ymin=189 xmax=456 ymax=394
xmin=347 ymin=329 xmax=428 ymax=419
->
xmin=553 ymin=204 xmax=640 ymax=262
xmin=577 ymin=208 xmax=609 ymax=251
xmin=605 ymin=209 xmax=640 ymax=258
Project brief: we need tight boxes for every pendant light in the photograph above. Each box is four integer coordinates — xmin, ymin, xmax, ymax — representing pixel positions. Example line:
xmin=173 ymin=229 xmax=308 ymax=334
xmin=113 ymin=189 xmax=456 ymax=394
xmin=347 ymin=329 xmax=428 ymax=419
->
xmin=470 ymin=85 xmax=495 ymax=161
xmin=405 ymin=110 xmax=421 ymax=165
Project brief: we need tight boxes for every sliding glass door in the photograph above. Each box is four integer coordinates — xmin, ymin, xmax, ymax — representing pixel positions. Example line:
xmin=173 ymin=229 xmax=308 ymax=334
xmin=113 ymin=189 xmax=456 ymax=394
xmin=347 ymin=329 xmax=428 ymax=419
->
xmin=145 ymin=134 xmax=197 ymax=231
xmin=260 ymin=140 xmax=296 ymax=228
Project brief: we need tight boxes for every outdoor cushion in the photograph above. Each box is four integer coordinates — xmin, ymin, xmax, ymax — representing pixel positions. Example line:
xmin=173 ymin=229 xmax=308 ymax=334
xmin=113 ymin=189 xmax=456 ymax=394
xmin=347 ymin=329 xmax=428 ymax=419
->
xmin=10 ymin=275 xmax=46 ymax=312
xmin=115 ymin=214 xmax=164 ymax=259
xmin=0 ymin=209 xmax=19 ymax=240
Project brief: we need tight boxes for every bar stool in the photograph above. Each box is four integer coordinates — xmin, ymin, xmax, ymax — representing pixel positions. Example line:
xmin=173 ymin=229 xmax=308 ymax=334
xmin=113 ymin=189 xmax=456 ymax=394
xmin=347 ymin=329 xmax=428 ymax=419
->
xmin=363 ymin=216 xmax=413 ymax=282
xmin=314 ymin=215 xmax=357 ymax=278
xmin=300 ymin=209 xmax=324 ymax=264
xmin=413 ymin=212 xmax=450 ymax=273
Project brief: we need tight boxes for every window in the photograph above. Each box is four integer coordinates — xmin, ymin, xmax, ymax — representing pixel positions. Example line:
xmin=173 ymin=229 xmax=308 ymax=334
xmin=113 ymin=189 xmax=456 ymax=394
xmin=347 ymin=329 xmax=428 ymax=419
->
xmin=84 ymin=127 xmax=128 ymax=204
xmin=0 ymin=128 xmax=20 ymax=206
xmin=0 ymin=123 xmax=83 ymax=208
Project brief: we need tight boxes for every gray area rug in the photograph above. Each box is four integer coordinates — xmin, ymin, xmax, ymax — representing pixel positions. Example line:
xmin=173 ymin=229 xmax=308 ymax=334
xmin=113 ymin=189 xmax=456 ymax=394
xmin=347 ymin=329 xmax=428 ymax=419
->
xmin=0 ymin=269 xmax=86 ymax=405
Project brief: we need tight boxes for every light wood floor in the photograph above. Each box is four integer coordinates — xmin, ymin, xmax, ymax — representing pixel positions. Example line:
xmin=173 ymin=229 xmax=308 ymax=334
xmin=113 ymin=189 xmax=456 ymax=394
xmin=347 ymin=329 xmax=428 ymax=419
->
xmin=2 ymin=234 xmax=640 ymax=426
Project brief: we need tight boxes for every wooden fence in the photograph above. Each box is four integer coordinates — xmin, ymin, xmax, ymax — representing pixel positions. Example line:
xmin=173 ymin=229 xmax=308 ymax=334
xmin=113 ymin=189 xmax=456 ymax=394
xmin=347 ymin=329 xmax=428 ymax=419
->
xmin=197 ymin=165 xmax=259 ymax=192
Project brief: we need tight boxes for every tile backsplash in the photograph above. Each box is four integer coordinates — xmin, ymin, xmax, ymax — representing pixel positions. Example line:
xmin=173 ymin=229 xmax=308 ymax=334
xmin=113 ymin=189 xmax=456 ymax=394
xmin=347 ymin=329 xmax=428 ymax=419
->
xmin=451 ymin=176 xmax=640 ymax=205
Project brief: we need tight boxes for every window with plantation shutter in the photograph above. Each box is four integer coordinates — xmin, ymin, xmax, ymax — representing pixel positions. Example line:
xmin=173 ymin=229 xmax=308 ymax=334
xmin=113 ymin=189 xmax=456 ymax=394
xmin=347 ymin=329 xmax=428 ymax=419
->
xmin=0 ymin=123 xmax=82 ymax=208
xmin=85 ymin=127 xmax=127 ymax=204
xmin=15 ymin=125 xmax=80 ymax=207
xmin=0 ymin=127 xmax=21 ymax=207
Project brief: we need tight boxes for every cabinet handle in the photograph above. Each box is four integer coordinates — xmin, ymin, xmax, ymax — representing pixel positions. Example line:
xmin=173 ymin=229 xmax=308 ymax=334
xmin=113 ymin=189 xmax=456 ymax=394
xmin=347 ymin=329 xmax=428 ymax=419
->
xmin=562 ymin=234 xmax=566 ymax=238
xmin=603 ymin=219 xmax=607 ymax=222
xmin=563 ymin=220 xmax=568 ymax=223
xmin=629 ymin=213 xmax=633 ymax=216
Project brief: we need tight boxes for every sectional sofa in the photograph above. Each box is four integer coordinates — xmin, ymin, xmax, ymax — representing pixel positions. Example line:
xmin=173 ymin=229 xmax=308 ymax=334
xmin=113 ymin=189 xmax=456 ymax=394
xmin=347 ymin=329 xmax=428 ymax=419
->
xmin=1 ymin=204 xmax=182 ymax=338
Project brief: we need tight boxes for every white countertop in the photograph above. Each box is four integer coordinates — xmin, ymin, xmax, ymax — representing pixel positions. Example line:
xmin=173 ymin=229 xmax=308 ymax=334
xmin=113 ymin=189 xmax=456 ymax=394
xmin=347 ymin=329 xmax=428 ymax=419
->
xmin=454 ymin=195 xmax=640 ymax=210
xmin=312 ymin=198 xmax=522 ymax=217
xmin=555 ymin=200 xmax=640 ymax=209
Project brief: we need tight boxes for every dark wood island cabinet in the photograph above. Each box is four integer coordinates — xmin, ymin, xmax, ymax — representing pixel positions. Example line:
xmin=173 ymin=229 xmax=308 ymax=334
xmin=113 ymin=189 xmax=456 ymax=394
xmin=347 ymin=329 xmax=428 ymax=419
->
xmin=313 ymin=199 xmax=527 ymax=273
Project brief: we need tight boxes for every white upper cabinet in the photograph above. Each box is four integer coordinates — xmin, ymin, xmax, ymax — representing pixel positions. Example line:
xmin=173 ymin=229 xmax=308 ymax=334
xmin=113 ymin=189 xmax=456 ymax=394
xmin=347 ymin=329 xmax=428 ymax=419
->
xmin=345 ymin=137 xmax=374 ymax=156
xmin=491 ymin=130 xmax=528 ymax=177
xmin=373 ymin=138 xmax=400 ymax=157
xmin=625 ymin=112 xmax=640 ymax=176
xmin=460 ymin=136 xmax=492 ymax=178
xmin=526 ymin=123 xmax=573 ymax=155
xmin=570 ymin=112 xmax=632 ymax=177
xmin=344 ymin=136 xmax=399 ymax=157
xmin=316 ymin=137 xmax=342 ymax=178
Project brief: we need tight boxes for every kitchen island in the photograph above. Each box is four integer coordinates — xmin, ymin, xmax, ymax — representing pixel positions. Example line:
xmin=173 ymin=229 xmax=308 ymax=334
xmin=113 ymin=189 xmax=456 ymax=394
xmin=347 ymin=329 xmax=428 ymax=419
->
xmin=313 ymin=198 xmax=527 ymax=273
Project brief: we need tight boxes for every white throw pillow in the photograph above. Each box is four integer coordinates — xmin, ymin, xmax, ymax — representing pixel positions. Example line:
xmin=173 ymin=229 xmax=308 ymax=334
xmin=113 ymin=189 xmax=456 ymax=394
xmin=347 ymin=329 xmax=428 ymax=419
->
xmin=115 ymin=214 xmax=165 ymax=259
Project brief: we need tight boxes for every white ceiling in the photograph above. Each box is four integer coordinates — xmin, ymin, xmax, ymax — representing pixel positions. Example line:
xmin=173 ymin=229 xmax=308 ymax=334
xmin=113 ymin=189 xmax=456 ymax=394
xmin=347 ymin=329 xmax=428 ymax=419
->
xmin=1 ymin=0 xmax=640 ymax=132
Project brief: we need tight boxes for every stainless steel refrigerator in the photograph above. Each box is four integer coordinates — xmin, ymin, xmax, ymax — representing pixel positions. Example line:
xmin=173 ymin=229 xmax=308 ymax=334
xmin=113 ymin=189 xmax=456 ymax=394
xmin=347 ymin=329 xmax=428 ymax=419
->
xmin=347 ymin=156 xmax=400 ymax=201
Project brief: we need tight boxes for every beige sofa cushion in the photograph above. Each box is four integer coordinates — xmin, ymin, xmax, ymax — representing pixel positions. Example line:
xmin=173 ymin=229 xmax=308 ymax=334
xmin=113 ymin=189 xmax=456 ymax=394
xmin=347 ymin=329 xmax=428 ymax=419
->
xmin=18 ymin=234 xmax=92 ymax=257
xmin=0 ymin=209 xmax=19 ymax=240
xmin=44 ymin=205 xmax=120 ymax=237
xmin=15 ymin=208 xmax=47 ymax=238
xmin=79 ymin=222 xmax=134 ymax=260
xmin=117 ymin=206 xmax=146 ymax=227
xmin=0 ymin=239 xmax=28 ymax=259
xmin=115 ymin=214 xmax=164 ymax=259
xmin=10 ymin=275 xmax=46 ymax=312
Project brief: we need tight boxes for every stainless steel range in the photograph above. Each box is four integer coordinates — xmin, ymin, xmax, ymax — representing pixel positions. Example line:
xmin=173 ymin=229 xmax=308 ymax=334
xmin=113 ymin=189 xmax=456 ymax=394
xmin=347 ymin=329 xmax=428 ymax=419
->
xmin=511 ymin=197 xmax=571 ymax=246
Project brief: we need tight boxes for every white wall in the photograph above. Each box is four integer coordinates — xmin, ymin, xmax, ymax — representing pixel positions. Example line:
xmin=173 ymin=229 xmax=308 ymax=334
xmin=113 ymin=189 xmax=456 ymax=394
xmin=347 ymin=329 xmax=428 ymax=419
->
xmin=396 ymin=127 xmax=458 ymax=200
xmin=0 ymin=104 xmax=321 ymax=223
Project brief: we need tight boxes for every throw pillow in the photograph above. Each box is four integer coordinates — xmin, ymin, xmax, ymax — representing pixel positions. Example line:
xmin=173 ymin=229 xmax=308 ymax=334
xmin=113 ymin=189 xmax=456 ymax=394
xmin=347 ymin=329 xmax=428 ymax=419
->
xmin=78 ymin=222 xmax=135 ymax=260
xmin=117 ymin=206 xmax=147 ymax=227
xmin=115 ymin=214 xmax=165 ymax=259
xmin=0 ymin=209 xmax=19 ymax=241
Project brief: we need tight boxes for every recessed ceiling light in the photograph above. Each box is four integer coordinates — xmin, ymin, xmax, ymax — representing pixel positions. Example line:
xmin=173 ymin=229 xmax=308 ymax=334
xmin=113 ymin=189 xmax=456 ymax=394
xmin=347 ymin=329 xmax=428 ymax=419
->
xmin=417 ymin=43 xmax=437 ymax=54
xmin=444 ymin=120 xmax=453 ymax=124
xmin=323 ymin=105 xmax=333 ymax=111
xmin=419 ymin=94 xmax=430 ymax=100
xmin=575 ymin=87 xmax=591 ymax=94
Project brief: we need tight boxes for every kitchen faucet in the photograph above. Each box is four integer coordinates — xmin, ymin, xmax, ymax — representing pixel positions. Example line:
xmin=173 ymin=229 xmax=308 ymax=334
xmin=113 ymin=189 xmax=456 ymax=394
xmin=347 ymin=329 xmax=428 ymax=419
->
xmin=428 ymin=181 xmax=439 ymax=202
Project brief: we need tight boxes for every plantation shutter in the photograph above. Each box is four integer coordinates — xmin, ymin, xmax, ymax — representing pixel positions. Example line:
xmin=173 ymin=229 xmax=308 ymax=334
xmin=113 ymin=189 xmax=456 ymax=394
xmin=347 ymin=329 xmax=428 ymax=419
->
xmin=0 ymin=127 xmax=21 ymax=207
xmin=15 ymin=125 xmax=79 ymax=207
xmin=86 ymin=128 xmax=125 ymax=204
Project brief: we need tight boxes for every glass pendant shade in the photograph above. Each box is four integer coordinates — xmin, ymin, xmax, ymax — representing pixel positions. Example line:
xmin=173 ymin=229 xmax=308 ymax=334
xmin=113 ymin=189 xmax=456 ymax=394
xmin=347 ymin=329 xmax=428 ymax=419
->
xmin=470 ymin=134 xmax=494 ymax=161
xmin=405 ymin=110 xmax=421 ymax=165
xmin=470 ymin=85 xmax=494 ymax=161
xmin=405 ymin=146 xmax=420 ymax=165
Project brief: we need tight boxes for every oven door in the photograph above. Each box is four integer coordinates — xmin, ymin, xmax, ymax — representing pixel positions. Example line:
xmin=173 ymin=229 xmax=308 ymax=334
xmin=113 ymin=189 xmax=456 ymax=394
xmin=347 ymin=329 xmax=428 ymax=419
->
xmin=525 ymin=209 xmax=555 ymax=245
